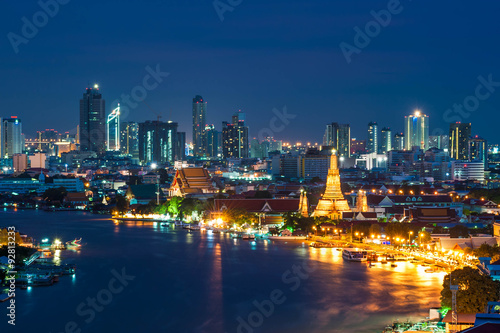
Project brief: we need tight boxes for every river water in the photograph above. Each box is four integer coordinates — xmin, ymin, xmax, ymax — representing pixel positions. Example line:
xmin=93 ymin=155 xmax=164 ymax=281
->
xmin=0 ymin=210 xmax=444 ymax=333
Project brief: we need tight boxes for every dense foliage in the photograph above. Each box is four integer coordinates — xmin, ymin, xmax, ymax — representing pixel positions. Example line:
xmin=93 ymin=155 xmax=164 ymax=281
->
xmin=441 ymin=267 xmax=500 ymax=313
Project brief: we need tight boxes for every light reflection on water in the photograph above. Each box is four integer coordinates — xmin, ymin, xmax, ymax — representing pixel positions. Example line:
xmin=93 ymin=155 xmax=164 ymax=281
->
xmin=1 ymin=210 xmax=444 ymax=333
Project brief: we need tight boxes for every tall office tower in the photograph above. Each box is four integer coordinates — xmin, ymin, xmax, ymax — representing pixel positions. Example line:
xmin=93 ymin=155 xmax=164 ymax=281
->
xmin=250 ymin=138 xmax=269 ymax=159
xmin=428 ymin=135 xmax=449 ymax=150
xmin=2 ymin=117 xmax=23 ymax=158
xmin=468 ymin=136 xmax=487 ymax=166
xmin=266 ymin=137 xmax=283 ymax=153
xmin=80 ymin=85 xmax=105 ymax=153
xmin=106 ymin=105 xmax=120 ymax=151
xmin=204 ymin=124 xmax=219 ymax=158
xmin=324 ymin=123 xmax=350 ymax=157
xmin=222 ymin=111 xmax=249 ymax=159
xmin=138 ymin=120 xmax=178 ymax=164
xmin=404 ymin=110 xmax=429 ymax=151
xmin=449 ymin=122 xmax=471 ymax=160
xmin=380 ymin=127 xmax=392 ymax=153
xmin=394 ymin=132 xmax=405 ymax=150
xmin=120 ymin=122 xmax=139 ymax=158
xmin=367 ymin=122 xmax=378 ymax=153
xmin=176 ymin=132 xmax=186 ymax=161
xmin=192 ymin=95 xmax=207 ymax=157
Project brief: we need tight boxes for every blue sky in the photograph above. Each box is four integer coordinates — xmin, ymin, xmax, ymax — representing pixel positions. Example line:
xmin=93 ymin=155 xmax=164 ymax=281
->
xmin=1 ymin=0 xmax=500 ymax=144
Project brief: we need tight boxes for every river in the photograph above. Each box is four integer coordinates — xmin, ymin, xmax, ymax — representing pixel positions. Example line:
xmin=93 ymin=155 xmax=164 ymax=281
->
xmin=0 ymin=209 xmax=444 ymax=333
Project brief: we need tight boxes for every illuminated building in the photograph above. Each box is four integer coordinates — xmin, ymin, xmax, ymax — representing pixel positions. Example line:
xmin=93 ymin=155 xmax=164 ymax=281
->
xmin=80 ymin=85 xmax=105 ymax=153
xmin=468 ymin=136 xmax=487 ymax=168
xmin=350 ymin=138 xmax=366 ymax=155
xmin=311 ymin=150 xmax=351 ymax=219
xmin=367 ymin=122 xmax=378 ymax=153
xmin=300 ymin=148 xmax=330 ymax=181
xmin=452 ymin=161 xmax=484 ymax=182
xmin=120 ymin=122 xmax=139 ymax=158
xmin=356 ymin=190 xmax=368 ymax=213
xmin=12 ymin=153 xmax=28 ymax=172
xmin=299 ymin=190 xmax=309 ymax=217
xmin=106 ymin=105 xmax=120 ymax=151
xmin=324 ymin=123 xmax=351 ymax=157
xmin=2 ymin=117 xmax=23 ymax=158
xmin=251 ymin=138 xmax=268 ymax=159
xmin=169 ymin=167 xmax=215 ymax=197
xmin=192 ymin=95 xmax=207 ymax=157
xmin=404 ymin=110 xmax=429 ymax=150
xmin=380 ymin=127 xmax=392 ymax=153
xmin=222 ymin=111 xmax=248 ymax=159
xmin=449 ymin=122 xmax=471 ymax=160
xmin=138 ymin=120 xmax=178 ymax=164
xmin=204 ymin=124 xmax=219 ymax=158
xmin=394 ymin=132 xmax=404 ymax=150
xmin=29 ymin=152 xmax=46 ymax=169
xmin=428 ymin=135 xmax=449 ymax=150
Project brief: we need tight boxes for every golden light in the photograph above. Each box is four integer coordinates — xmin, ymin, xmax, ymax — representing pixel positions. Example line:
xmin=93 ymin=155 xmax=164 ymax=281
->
xmin=414 ymin=110 xmax=421 ymax=116
xmin=355 ymin=232 xmax=359 ymax=236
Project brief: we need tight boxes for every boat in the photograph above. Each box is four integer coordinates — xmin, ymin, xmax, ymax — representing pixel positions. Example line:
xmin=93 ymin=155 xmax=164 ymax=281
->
xmin=66 ymin=238 xmax=82 ymax=249
xmin=0 ymin=293 xmax=12 ymax=302
xmin=342 ymin=248 xmax=370 ymax=262
xmin=160 ymin=223 xmax=169 ymax=227
xmin=267 ymin=236 xmax=307 ymax=240
xmin=242 ymin=234 xmax=255 ymax=240
xmin=391 ymin=263 xmax=397 ymax=267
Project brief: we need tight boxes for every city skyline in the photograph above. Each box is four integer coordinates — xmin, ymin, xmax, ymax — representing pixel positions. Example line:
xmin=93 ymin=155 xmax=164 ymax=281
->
xmin=2 ymin=2 xmax=500 ymax=143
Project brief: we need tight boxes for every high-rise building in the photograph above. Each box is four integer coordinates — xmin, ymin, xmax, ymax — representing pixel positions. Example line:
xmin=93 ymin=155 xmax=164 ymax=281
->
xmin=138 ymin=120 xmax=178 ymax=164
xmin=468 ymin=136 xmax=487 ymax=167
xmin=222 ymin=111 xmax=249 ymax=159
xmin=449 ymin=122 xmax=471 ymax=160
xmin=2 ymin=117 xmax=23 ymax=158
xmin=380 ymin=127 xmax=392 ymax=153
xmin=394 ymin=132 xmax=404 ymax=150
xmin=12 ymin=153 xmax=27 ymax=172
xmin=367 ymin=122 xmax=378 ymax=153
xmin=204 ymin=124 xmax=219 ymax=158
xmin=250 ymin=138 xmax=268 ymax=159
xmin=429 ymin=135 xmax=449 ymax=150
xmin=192 ymin=95 xmax=207 ymax=157
xmin=176 ymin=132 xmax=186 ymax=161
xmin=324 ymin=123 xmax=351 ymax=157
xmin=80 ymin=85 xmax=105 ymax=153
xmin=404 ymin=110 xmax=429 ymax=151
xmin=106 ymin=105 xmax=120 ymax=151
xmin=120 ymin=122 xmax=139 ymax=158
xmin=350 ymin=138 xmax=366 ymax=155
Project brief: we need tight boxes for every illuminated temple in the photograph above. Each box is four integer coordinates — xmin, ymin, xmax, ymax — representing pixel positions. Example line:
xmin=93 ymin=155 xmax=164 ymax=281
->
xmin=311 ymin=150 xmax=351 ymax=220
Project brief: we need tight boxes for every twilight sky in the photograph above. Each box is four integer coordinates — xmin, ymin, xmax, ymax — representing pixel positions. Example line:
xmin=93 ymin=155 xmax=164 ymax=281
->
xmin=1 ymin=0 xmax=500 ymax=144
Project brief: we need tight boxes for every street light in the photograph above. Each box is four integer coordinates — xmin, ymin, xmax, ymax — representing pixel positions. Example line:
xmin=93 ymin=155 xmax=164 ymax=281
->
xmin=312 ymin=226 xmax=317 ymax=236
xmin=408 ymin=231 xmax=413 ymax=245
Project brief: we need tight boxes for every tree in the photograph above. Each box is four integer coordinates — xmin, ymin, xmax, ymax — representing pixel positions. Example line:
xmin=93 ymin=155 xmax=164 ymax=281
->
xmin=449 ymin=225 xmax=469 ymax=238
xmin=369 ymin=223 xmax=381 ymax=236
xmin=473 ymin=244 xmax=500 ymax=258
xmin=115 ymin=194 xmax=129 ymax=215
xmin=441 ymin=267 xmax=500 ymax=313
xmin=167 ymin=196 xmax=183 ymax=217
xmin=418 ymin=230 xmax=432 ymax=244
xmin=43 ymin=187 xmax=68 ymax=203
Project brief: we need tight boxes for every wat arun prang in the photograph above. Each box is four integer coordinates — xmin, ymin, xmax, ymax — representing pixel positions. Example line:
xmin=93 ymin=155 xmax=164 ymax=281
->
xmin=311 ymin=150 xmax=351 ymax=220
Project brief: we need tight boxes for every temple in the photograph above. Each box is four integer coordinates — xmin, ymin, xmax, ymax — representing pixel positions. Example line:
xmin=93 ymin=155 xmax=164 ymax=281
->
xmin=311 ymin=150 xmax=351 ymax=219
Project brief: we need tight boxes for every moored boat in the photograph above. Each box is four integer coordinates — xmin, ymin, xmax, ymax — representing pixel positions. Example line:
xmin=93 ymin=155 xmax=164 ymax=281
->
xmin=342 ymin=248 xmax=370 ymax=262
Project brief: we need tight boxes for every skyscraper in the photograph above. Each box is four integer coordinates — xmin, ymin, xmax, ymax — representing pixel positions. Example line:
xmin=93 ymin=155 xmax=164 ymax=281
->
xmin=120 ymin=122 xmax=139 ymax=158
xmin=106 ymin=105 xmax=120 ymax=151
xmin=394 ymin=132 xmax=404 ymax=150
xmin=468 ymin=135 xmax=487 ymax=167
xmin=404 ymin=110 xmax=429 ymax=150
xmin=204 ymin=124 xmax=219 ymax=158
xmin=222 ymin=111 xmax=249 ymax=159
xmin=192 ymin=95 xmax=207 ymax=157
xmin=367 ymin=122 xmax=378 ymax=153
xmin=176 ymin=132 xmax=186 ymax=161
xmin=2 ymin=117 xmax=23 ymax=158
xmin=80 ymin=85 xmax=105 ymax=153
xmin=138 ymin=120 xmax=178 ymax=164
xmin=380 ymin=127 xmax=392 ymax=153
xmin=324 ymin=123 xmax=351 ymax=157
xmin=449 ymin=122 xmax=471 ymax=160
